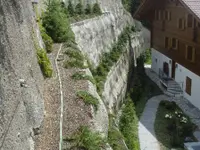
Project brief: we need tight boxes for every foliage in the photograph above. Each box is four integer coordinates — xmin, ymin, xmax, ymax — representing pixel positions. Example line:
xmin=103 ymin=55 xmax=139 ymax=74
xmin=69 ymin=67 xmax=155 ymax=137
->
xmin=72 ymin=72 xmax=96 ymax=84
xmin=76 ymin=91 xmax=99 ymax=111
xmin=37 ymin=48 xmax=53 ymax=77
xmin=67 ymin=0 xmax=75 ymax=16
xmin=75 ymin=0 xmax=84 ymax=15
xmin=93 ymin=26 xmax=133 ymax=95
xmin=64 ymin=126 xmax=105 ymax=150
xmin=93 ymin=3 xmax=102 ymax=15
xmin=144 ymin=48 xmax=151 ymax=64
xmin=108 ymin=114 xmax=127 ymax=150
xmin=64 ymin=49 xmax=86 ymax=69
xmin=42 ymin=0 xmax=75 ymax=42
xmin=65 ymin=49 xmax=84 ymax=61
xmin=155 ymin=101 xmax=196 ymax=149
xmin=119 ymin=97 xmax=140 ymax=150
xmin=64 ymin=59 xmax=86 ymax=69
xmin=122 ymin=0 xmax=140 ymax=14
xmin=39 ymin=23 xmax=53 ymax=53
xmin=85 ymin=3 xmax=92 ymax=14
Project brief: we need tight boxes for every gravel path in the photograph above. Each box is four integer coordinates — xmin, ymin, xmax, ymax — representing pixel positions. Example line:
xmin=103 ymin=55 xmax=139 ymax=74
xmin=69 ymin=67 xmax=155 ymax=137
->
xmin=139 ymin=95 xmax=168 ymax=150
xmin=35 ymin=44 xmax=62 ymax=150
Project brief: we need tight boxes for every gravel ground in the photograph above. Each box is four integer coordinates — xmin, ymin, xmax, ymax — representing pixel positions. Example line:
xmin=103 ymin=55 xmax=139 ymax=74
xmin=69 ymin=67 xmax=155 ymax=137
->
xmin=34 ymin=44 xmax=61 ymax=150
xmin=35 ymin=44 xmax=93 ymax=150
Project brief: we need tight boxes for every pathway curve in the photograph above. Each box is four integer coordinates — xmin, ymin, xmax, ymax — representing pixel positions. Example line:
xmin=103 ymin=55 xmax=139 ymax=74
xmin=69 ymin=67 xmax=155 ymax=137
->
xmin=139 ymin=95 xmax=168 ymax=150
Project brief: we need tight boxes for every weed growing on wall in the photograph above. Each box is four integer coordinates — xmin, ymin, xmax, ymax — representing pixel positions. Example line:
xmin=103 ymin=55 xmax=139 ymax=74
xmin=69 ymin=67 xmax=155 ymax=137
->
xmin=37 ymin=48 xmax=53 ymax=77
xmin=92 ymin=26 xmax=135 ymax=95
xmin=39 ymin=23 xmax=53 ymax=53
xmin=76 ymin=91 xmax=99 ymax=111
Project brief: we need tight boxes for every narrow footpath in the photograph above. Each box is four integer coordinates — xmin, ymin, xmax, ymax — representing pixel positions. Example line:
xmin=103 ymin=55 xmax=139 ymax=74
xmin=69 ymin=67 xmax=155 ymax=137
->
xmin=139 ymin=95 xmax=168 ymax=150
xmin=35 ymin=44 xmax=62 ymax=150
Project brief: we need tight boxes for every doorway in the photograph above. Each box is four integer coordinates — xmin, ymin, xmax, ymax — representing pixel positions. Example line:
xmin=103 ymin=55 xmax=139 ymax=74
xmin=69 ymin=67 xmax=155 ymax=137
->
xmin=163 ymin=62 xmax=169 ymax=77
xmin=171 ymin=60 xmax=176 ymax=79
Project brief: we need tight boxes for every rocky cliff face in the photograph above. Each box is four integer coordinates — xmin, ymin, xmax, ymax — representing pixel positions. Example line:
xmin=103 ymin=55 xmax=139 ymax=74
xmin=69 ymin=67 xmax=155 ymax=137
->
xmin=0 ymin=1 xmax=44 ymax=150
xmin=0 ymin=0 xmax=150 ymax=149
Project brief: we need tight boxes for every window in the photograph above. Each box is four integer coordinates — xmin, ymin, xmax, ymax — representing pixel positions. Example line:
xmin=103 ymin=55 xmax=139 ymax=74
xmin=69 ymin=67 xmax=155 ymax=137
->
xmin=165 ymin=37 xmax=169 ymax=48
xmin=165 ymin=11 xmax=171 ymax=21
xmin=178 ymin=18 xmax=185 ymax=29
xmin=187 ymin=14 xmax=193 ymax=27
xmin=171 ymin=38 xmax=178 ymax=49
xmin=185 ymin=76 xmax=192 ymax=95
xmin=185 ymin=45 xmax=195 ymax=62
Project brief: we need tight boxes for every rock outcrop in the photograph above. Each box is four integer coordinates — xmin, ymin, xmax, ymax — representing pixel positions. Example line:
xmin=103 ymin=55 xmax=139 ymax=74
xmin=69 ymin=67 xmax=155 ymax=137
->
xmin=0 ymin=1 xmax=44 ymax=149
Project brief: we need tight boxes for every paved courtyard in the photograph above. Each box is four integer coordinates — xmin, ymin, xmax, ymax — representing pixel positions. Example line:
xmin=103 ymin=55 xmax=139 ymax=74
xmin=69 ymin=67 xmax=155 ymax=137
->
xmin=138 ymin=65 xmax=200 ymax=150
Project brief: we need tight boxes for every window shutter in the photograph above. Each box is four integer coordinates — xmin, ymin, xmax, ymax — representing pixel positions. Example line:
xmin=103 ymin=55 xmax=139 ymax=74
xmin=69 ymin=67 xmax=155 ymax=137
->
xmin=192 ymin=48 xmax=195 ymax=62
xmin=185 ymin=77 xmax=192 ymax=95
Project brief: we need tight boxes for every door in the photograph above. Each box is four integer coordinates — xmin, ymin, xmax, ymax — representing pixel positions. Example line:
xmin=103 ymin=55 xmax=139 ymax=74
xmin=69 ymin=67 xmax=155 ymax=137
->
xmin=163 ymin=62 xmax=169 ymax=77
xmin=171 ymin=60 xmax=176 ymax=79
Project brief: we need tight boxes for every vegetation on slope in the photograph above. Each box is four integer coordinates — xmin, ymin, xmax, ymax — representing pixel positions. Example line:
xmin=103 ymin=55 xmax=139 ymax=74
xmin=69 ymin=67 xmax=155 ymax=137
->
xmin=42 ymin=0 xmax=75 ymax=42
xmin=64 ymin=126 xmax=106 ymax=150
xmin=155 ymin=101 xmax=197 ymax=149
xmin=66 ymin=0 xmax=102 ymax=23
xmin=122 ymin=0 xmax=141 ymax=14
xmin=119 ymin=97 xmax=140 ymax=150
xmin=108 ymin=114 xmax=127 ymax=150
xmin=76 ymin=91 xmax=99 ymax=111
xmin=91 ymin=26 xmax=136 ymax=96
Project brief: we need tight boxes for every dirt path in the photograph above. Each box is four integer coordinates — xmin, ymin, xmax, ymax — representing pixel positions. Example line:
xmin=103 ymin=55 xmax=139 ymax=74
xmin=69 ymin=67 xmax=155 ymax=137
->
xmin=35 ymin=44 xmax=62 ymax=150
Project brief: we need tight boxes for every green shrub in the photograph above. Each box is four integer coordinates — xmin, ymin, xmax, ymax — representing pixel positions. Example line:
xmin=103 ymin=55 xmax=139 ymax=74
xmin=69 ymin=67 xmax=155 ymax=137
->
xmin=119 ymin=97 xmax=140 ymax=150
xmin=92 ymin=26 xmax=134 ymax=96
xmin=65 ymin=49 xmax=84 ymax=61
xmin=39 ymin=21 xmax=53 ymax=53
xmin=72 ymin=72 xmax=96 ymax=84
xmin=64 ymin=126 xmax=105 ymax=150
xmin=64 ymin=59 xmax=86 ymax=69
xmin=67 ymin=0 xmax=75 ymax=16
xmin=108 ymin=127 xmax=125 ymax=150
xmin=42 ymin=0 xmax=75 ymax=42
xmin=85 ymin=3 xmax=92 ymax=14
xmin=64 ymin=49 xmax=86 ymax=69
xmin=93 ymin=3 xmax=102 ymax=15
xmin=37 ymin=48 xmax=53 ymax=77
xmin=75 ymin=0 xmax=84 ymax=15
xmin=76 ymin=91 xmax=99 ymax=111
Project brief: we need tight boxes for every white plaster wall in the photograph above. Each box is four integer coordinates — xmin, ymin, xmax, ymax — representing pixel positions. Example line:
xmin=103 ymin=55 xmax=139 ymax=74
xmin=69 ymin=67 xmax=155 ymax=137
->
xmin=151 ymin=49 xmax=200 ymax=109
xmin=151 ymin=48 xmax=172 ymax=77
xmin=175 ymin=64 xmax=200 ymax=110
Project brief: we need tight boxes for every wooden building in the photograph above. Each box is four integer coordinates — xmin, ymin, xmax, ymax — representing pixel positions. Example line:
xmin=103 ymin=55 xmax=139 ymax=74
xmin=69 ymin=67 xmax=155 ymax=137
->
xmin=134 ymin=0 xmax=200 ymax=109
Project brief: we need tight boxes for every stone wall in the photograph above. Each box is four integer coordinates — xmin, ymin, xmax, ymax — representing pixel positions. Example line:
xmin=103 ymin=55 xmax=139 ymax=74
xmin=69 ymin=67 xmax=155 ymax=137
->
xmin=0 ymin=0 xmax=44 ymax=149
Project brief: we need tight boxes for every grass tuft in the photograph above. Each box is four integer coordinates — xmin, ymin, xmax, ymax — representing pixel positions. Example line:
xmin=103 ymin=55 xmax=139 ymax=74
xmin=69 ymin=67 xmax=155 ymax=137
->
xmin=72 ymin=72 xmax=96 ymax=84
xmin=76 ymin=91 xmax=99 ymax=111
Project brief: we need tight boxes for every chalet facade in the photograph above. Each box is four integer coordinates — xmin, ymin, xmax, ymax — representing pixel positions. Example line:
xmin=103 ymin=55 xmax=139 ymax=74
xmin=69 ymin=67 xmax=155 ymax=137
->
xmin=134 ymin=0 xmax=200 ymax=109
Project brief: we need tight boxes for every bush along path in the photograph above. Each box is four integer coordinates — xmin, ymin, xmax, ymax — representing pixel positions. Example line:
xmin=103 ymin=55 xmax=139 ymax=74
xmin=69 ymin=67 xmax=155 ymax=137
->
xmin=138 ymin=95 xmax=168 ymax=150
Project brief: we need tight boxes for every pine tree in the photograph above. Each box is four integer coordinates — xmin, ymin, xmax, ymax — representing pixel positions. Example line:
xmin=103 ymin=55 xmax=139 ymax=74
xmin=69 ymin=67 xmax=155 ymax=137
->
xmin=92 ymin=3 xmax=101 ymax=15
xmin=75 ymin=0 xmax=84 ymax=15
xmin=42 ymin=0 xmax=75 ymax=42
xmin=85 ymin=3 xmax=92 ymax=14
xmin=68 ymin=0 xmax=74 ymax=16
